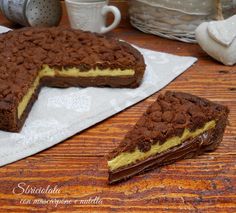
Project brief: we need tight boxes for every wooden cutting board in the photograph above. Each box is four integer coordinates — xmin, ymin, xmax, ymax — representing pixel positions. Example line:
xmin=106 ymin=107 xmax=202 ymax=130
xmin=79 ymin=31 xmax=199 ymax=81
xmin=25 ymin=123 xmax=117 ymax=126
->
xmin=0 ymin=2 xmax=235 ymax=212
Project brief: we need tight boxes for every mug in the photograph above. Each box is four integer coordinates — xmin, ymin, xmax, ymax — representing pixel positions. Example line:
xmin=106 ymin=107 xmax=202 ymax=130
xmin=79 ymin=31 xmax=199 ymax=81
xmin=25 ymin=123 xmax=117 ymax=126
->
xmin=65 ymin=0 xmax=121 ymax=33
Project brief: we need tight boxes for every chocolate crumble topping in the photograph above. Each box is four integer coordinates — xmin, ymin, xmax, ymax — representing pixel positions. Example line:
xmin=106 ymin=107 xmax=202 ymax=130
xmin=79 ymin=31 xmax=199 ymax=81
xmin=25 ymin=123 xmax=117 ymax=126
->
xmin=107 ymin=91 xmax=229 ymax=160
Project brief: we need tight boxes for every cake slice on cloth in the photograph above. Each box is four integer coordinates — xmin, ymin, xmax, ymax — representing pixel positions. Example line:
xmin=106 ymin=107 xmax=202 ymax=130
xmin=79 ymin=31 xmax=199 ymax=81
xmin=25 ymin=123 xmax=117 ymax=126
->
xmin=107 ymin=91 xmax=229 ymax=184
xmin=0 ymin=27 xmax=145 ymax=132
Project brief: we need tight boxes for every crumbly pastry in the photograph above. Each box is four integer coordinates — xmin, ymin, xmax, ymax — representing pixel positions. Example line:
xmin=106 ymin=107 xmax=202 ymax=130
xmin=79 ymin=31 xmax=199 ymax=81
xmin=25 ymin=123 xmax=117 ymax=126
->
xmin=107 ymin=91 xmax=229 ymax=184
xmin=0 ymin=27 xmax=146 ymax=132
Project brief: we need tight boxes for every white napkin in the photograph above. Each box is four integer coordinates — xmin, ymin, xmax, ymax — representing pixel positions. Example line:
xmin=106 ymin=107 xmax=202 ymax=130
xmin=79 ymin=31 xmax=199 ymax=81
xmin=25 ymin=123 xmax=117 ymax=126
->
xmin=0 ymin=27 xmax=197 ymax=166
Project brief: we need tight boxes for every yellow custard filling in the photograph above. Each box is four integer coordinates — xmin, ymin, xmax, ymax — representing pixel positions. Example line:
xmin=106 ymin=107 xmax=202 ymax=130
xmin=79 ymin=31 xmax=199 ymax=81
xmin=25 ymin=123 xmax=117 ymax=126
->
xmin=108 ymin=120 xmax=216 ymax=171
xmin=17 ymin=65 xmax=135 ymax=118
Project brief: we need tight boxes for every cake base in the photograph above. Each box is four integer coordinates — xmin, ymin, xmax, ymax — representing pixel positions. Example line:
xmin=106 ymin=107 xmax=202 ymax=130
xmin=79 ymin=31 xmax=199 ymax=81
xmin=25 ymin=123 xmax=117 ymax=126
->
xmin=41 ymin=75 xmax=141 ymax=88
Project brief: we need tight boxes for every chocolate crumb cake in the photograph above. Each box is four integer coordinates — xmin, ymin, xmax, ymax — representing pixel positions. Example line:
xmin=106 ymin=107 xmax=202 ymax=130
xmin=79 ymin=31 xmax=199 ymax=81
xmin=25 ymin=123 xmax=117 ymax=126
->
xmin=107 ymin=91 xmax=229 ymax=184
xmin=0 ymin=27 xmax=145 ymax=132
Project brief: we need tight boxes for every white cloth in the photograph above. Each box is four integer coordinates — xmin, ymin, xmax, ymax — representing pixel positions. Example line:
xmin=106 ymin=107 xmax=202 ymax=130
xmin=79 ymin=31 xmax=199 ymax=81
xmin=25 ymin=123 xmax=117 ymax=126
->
xmin=0 ymin=27 xmax=197 ymax=166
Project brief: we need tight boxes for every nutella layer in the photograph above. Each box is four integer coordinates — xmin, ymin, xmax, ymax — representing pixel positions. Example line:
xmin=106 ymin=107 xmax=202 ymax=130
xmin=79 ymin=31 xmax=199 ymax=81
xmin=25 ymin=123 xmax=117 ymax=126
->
xmin=107 ymin=91 xmax=229 ymax=184
xmin=0 ymin=27 xmax=146 ymax=132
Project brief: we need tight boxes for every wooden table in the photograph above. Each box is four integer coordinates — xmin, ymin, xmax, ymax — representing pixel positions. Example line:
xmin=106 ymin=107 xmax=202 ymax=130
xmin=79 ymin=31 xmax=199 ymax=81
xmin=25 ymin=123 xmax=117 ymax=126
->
xmin=0 ymin=3 xmax=235 ymax=213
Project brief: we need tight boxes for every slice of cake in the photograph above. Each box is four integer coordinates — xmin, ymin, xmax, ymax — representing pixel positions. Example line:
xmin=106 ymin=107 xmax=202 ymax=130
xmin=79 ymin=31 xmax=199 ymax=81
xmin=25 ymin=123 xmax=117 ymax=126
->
xmin=0 ymin=27 xmax=145 ymax=132
xmin=107 ymin=91 xmax=229 ymax=184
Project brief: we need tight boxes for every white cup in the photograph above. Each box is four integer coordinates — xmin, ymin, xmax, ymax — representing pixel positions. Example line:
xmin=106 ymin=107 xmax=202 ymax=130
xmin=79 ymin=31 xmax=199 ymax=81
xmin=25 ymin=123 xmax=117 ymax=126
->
xmin=65 ymin=0 xmax=121 ymax=33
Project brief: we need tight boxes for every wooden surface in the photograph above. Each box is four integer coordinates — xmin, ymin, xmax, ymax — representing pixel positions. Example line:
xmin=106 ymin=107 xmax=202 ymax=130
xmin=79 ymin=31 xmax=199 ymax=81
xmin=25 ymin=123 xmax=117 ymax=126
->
xmin=0 ymin=2 xmax=236 ymax=213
